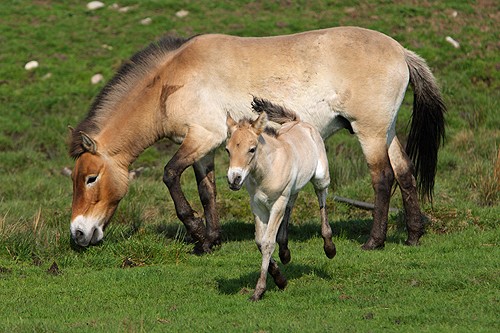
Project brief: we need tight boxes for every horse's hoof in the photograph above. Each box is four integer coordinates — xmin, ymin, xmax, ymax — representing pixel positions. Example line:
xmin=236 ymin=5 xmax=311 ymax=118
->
xmin=279 ymin=249 xmax=291 ymax=265
xmin=324 ymin=243 xmax=336 ymax=259
xmin=274 ymin=275 xmax=287 ymax=290
xmin=361 ymin=238 xmax=385 ymax=250
xmin=404 ymin=238 xmax=420 ymax=246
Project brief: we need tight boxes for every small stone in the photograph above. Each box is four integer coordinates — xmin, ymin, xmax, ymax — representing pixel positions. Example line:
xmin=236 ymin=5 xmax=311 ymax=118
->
xmin=91 ymin=73 xmax=104 ymax=84
xmin=42 ymin=73 xmax=52 ymax=80
xmin=118 ymin=6 xmax=130 ymax=13
xmin=140 ymin=17 xmax=152 ymax=25
xmin=24 ymin=60 xmax=39 ymax=71
xmin=87 ymin=1 xmax=105 ymax=10
xmin=445 ymin=36 xmax=460 ymax=49
xmin=175 ymin=9 xmax=189 ymax=18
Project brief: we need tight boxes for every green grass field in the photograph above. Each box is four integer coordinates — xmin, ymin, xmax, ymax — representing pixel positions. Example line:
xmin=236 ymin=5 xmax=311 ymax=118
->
xmin=1 ymin=1 xmax=499 ymax=332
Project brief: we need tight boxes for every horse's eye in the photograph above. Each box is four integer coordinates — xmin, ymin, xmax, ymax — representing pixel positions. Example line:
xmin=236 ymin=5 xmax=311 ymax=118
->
xmin=248 ymin=147 xmax=256 ymax=154
xmin=225 ymin=147 xmax=230 ymax=155
xmin=86 ymin=175 xmax=98 ymax=185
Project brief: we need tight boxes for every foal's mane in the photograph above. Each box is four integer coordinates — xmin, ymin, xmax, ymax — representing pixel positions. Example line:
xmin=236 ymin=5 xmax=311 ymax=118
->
xmin=69 ymin=35 xmax=193 ymax=159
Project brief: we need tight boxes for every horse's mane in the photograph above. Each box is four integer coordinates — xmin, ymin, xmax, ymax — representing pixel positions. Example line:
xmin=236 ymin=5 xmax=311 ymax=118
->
xmin=69 ymin=35 xmax=193 ymax=159
xmin=236 ymin=117 xmax=278 ymax=137
xmin=251 ymin=97 xmax=300 ymax=124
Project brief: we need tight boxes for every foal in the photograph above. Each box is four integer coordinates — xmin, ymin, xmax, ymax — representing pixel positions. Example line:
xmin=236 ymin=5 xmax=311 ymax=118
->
xmin=226 ymin=98 xmax=336 ymax=301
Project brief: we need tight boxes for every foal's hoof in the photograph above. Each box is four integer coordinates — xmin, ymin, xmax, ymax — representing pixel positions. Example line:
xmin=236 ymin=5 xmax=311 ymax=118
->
xmin=361 ymin=238 xmax=385 ymax=250
xmin=279 ymin=248 xmax=291 ymax=265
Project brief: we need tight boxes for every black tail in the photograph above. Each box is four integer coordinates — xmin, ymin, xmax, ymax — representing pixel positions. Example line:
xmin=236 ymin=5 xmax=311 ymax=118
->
xmin=404 ymin=50 xmax=447 ymax=202
xmin=251 ymin=97 xmax=299 ymax=124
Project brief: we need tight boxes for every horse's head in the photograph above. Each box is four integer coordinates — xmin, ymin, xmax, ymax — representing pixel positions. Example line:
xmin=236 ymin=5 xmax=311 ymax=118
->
xmin=70 ymin=132 xmax=129 ymax=247
xmin=225 ymin=112 xmax=267 ymax=191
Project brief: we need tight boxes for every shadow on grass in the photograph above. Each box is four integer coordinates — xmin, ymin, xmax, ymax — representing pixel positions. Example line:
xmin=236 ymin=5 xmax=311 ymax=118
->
xmin=220 ymin=217 xmax=409 ymax=246
xmin=216 ymin=262 xmax=333 ymax=295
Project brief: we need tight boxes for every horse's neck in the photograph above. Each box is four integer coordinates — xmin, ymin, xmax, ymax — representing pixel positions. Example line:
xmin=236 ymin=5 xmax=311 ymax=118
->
xmin=251 ymin=134 xmax=283 ymax=180
xmin=96 ymin=103 xmax=163 ymax=167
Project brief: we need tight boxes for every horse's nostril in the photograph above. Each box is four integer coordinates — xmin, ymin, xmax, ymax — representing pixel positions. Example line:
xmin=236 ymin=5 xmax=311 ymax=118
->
xmin=75 ymin=229 xmax=85 ymax=242
xmin=234 ymin=175 xmax=242 ymax=184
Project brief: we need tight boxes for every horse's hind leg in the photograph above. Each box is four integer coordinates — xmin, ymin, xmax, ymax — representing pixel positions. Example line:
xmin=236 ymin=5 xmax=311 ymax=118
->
xmin=193 ymin=152 xmax=221 ymax=250
xmin=358 ymin=136 xmax=395 ymax=250
xmin=277 ymin=194 xmax=297 ymax=265
xmin=388 ymin=136 xmax=424 ymax=245
xmin=163 ymin=125 xmax=224 ymax=254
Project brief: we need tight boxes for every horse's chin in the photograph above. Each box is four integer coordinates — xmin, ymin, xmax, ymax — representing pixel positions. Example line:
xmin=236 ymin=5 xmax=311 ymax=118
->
xmin=229 ymin=183 xmax=242 ymax=191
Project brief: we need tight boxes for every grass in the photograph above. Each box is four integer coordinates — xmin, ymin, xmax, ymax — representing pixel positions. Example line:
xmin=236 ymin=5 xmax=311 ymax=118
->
xmin=0 ymin=0 xmax=499 ymax=332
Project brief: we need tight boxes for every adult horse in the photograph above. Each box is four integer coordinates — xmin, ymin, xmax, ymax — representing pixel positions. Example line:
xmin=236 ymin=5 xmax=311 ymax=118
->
xmin=69 ymin=26 xmax=446 ymax=253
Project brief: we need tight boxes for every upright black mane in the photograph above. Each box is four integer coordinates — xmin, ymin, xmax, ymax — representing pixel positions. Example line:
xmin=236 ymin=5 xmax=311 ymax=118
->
xmin=69 ymin=35 xmax=193 ymax=159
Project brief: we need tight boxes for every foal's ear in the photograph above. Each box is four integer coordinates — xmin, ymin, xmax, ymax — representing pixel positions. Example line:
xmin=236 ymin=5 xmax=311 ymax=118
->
xmin=226 ymin=114 xmax=238 ymax=135
xmin=252 ymin=112 xmax=268 ymax=135
xmin=80 ymin=131 xmax=98 ymax=154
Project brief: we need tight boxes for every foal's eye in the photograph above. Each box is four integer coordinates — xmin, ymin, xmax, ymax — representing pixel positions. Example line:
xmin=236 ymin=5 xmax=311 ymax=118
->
xmin=86 ymin=175 xmax=98 ymax=185
xmin=248 ymin=147 xmax=256 ymax=154
xmin=225 ymin=147 xmax=230 ymax=155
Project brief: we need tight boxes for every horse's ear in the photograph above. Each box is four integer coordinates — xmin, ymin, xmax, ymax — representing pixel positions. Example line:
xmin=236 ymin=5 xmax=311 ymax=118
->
xmin=80 ymin=131 xmax=97 ymax=154
xmin=226 ymin=114 xmax=237 ymax=135
xmin=68 ymin=125 xmax=75 ymax=133
xmin=252 ymin=112 xmax=268 ymax=135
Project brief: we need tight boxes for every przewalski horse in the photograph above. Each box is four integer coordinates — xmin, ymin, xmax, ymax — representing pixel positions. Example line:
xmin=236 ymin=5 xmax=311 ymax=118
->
xmin=226 ymin=98 xmax=336 ymax=301
xmin=69 ymin=26 xmax=445 ymax=253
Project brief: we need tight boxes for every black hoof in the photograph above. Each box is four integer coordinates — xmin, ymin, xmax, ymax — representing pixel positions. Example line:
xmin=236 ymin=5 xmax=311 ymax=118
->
xmin=279 ymin=248 xmax=291 ymax=265
xmin=324 ymin=243 xmax=336 ymax=259
xmin=362 ymin=238 xmax=385 ymax=250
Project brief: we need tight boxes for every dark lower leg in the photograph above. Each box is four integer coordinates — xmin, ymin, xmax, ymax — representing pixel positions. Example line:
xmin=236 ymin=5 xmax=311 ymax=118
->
xmin=163 ymin=159 xmax=206 ymax=253
xmin=194 ymin=154 xmax=221 ymax=251
xmin=397 ymin=170 xmax=424 ymax=245
xmin=363 ymin=163 xmax=394 ymax=250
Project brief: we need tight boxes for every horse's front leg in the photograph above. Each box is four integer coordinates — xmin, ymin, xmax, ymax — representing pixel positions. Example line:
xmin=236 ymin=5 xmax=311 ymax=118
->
xmin=251 ymin=196 xmax=288 ymax=301
xmin=163 ymin=125 xmax=224 ymax=254
xmin=276 ymin=193 xmax=297 ymax=265
xmin=193 ymin=152 xmax=221 ymax=251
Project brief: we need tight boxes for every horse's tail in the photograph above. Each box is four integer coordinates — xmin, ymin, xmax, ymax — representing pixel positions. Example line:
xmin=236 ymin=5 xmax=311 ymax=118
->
xmin=404 ymin=49 xmax=446 ymax=202
xmin=251 ymin=97 xmax=300 ymax=124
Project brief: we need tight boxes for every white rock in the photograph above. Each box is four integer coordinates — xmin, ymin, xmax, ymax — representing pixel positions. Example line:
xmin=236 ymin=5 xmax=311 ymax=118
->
xmin=42 ymin=73 xmax=52 ymax=80
xmin=119 ymin=6 xmax=130 ymax=13
xmin=91 ymin=73 xmax=104 ymax=84
xmin=175 ymin=9 xmax=189 ymax=18
xmin=451 ymin=11 xmax=458 ymax=18
xmin=87 ymin=1 xmax=105 ymax=11
xmin=25 ymin=60 xmax=39 ymax=70
xmin=140 ymin=17 xmax=152 ymax=25
xmin=445 ymin=36 xmax=460 ymax=49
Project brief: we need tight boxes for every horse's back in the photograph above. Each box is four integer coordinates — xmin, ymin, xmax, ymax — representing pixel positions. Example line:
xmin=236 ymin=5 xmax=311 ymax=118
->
xmin=167 ymin=26 xmax=409 ymax=139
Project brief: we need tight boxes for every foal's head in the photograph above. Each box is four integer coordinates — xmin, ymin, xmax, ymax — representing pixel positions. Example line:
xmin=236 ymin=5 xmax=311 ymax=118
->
xmin=225 ymin=113 xmax=268 ymax=190
xmin=70 ymin=132 xmax=129 ymax=247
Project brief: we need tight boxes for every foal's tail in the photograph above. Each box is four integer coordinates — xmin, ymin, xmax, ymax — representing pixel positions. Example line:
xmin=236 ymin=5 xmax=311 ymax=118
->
xmin=251 ymin=97 xmax=300 ymax=124
xmin=404 ymin=49 xmax=447 ymax=202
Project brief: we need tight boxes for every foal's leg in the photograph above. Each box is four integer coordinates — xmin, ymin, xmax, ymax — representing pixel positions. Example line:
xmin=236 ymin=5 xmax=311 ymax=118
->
xmin=253 ymin=203 xmax=287 ymax=294
xmin=193 ymin=152 xmax=221 ymax=251
xmin=163 ymin=125 xmax=223 ymax=254
xmin=388 ymin=136 xmax=424 ymax=245
xmin=252 ymin=196 xmax=288 ymax=301
xmin=315 ymin=187 xmax=336 ymax=258
xmin=358 ymin=136 xmax=395 ymax=250
xmin=277 ymin=194 xmax=297 ymax=265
